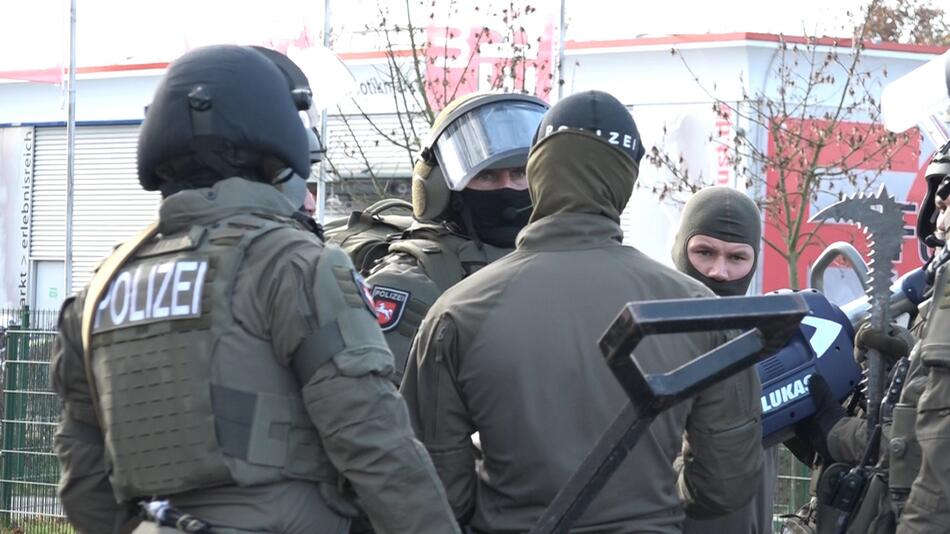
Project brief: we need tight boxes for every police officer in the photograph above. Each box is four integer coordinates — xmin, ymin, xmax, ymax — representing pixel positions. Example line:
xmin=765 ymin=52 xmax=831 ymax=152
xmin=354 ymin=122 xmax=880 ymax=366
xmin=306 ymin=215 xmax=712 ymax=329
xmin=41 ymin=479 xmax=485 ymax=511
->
xmin=400 ymin=90 xmax=764 ymax=532
xmin=671 ymin=186 xmax=779 ymax=534
xmin=793 ymin=143 xmax=950 ymax=534
xmin=365 ymin=92 xmax=548 ymax=383
xmin=51 ymin=45 xmax=458 ymax=534
xmin=897 ymin=141 xmax=950 ymax=533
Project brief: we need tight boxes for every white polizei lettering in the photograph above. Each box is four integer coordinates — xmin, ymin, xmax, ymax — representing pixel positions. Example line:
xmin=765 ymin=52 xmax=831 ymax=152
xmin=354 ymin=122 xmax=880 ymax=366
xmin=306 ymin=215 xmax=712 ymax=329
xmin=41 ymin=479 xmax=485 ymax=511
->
xmin=557 ymin=125 xmax=569 ymax=132
xmin=545 ymin=125 xmax=554 ymax=135
xmin=94 ymin=291 xmax=111 ymax=329
xmin=109 ymin=271 xmax=132 ymax=326
xmin=171 ymin=261 xmax=198 ymax=316
xmin=623 ymin=134 xmax=632 ymax=148
xmin=129 ymin=266 xmax=146 ymax=322
xmin=595 ymin=129 xmax=602 ymax=136
xmin=608 ymin=131 xmax=620 ymax=144
xmin=152 ymin=262 xmax=174 ymax=318
xmin=146 ymin=263 xmax=158 ymax=319
xmin=191 ymin=261 xmax=208 ymax=314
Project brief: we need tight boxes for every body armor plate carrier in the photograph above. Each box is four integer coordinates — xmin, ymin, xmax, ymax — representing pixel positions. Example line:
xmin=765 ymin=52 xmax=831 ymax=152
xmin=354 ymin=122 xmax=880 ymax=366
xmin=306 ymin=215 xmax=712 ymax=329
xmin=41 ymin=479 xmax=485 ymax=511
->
xmin=84 ymin=214 xmax=331 ymax=500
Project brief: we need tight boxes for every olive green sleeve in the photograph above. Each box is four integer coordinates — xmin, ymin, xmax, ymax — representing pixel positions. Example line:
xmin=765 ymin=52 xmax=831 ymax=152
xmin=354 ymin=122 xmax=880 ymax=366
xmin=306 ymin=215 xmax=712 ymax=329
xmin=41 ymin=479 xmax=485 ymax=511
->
xmin=295 ymin=246 xmax=460 ymax=534
xmin=51 ymin=295 xmax=137 ymax=534
xmin=678 ymin=332 xmax=764 ymax=519
xmin=830 ymin=339 xmax=926 ymax=465
xmin=826 ymin=416 xmax=869 ymax=465
xmin=366 ymin=253 xmax=444 ymax=386
xmin=401 ymin=312 xmax=477 ymax=523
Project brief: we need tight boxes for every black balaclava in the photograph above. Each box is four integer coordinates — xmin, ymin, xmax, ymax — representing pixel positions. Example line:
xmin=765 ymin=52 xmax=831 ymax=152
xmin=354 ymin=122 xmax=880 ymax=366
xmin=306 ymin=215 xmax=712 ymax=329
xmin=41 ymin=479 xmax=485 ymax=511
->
xmin=671 ymin=186 xmax=761 ymax=296
xmin=454 ymin=188 xmax=532 ymax=248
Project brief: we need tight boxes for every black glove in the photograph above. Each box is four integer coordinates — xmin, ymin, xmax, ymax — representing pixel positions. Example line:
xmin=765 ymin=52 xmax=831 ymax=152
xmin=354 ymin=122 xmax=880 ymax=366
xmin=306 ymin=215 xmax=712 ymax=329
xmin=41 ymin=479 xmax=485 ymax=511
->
xmin=854 ymin=322 xmax=912 ymax=367
xmin=795 ymin=374 xmax=846 ymax=464
xmin=782 ymin=434 xmax=817 ymax=468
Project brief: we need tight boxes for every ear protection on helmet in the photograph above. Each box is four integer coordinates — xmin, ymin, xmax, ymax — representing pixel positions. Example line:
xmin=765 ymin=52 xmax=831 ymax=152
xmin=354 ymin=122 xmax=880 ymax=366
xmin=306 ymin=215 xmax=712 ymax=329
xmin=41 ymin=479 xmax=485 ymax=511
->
xmin=411 ymin=156 xmax=452 ymax=220
xmin=411 ymin=92 xmax=548 ymax=222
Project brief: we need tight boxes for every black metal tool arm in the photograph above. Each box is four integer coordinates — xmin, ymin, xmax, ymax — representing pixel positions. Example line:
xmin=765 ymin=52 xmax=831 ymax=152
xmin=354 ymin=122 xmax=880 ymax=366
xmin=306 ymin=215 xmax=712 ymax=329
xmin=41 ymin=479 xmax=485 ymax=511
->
xmin=530 ymin=293 xmax=808 ymax=534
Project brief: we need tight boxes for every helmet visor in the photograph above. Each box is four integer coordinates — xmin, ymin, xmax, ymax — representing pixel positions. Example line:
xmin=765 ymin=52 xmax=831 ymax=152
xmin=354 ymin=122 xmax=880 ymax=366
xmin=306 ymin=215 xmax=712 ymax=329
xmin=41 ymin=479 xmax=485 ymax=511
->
xmin=434 ymin=100 xmax=546 ymax=191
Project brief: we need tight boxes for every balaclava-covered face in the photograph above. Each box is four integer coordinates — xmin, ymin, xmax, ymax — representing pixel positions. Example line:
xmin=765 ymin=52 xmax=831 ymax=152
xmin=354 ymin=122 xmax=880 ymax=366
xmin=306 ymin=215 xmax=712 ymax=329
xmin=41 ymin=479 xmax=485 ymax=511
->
xmin=456 ymin=187 xmax=532 ymax=248
xmin=526 ymin=90 xmax=645 ymax=225
xmin=671 ymin=186 xmax=761 ymax=296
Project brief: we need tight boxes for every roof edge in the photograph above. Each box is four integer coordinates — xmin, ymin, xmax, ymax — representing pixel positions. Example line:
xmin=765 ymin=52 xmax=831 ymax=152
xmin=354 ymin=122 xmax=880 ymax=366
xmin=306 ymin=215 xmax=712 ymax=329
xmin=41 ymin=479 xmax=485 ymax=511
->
xmin=1 ymin=32 xmax=945 ymax=80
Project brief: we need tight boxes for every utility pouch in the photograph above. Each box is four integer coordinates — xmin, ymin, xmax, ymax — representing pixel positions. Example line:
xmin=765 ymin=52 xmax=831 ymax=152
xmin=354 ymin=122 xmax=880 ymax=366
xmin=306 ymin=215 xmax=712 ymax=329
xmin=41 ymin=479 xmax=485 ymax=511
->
xmin=846 ymin=472 xmax=890 ymax=534
xmin=889 ymin=402 xmax=921 ymax=514
xmin=815 ymin=463 xmax=866 ymax=534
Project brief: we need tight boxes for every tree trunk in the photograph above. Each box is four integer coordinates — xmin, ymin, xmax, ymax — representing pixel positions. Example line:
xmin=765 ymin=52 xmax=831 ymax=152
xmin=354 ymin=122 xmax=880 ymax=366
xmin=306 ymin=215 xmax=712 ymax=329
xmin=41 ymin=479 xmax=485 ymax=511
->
xmin=787 ymin=250 xmax=800 ymax=290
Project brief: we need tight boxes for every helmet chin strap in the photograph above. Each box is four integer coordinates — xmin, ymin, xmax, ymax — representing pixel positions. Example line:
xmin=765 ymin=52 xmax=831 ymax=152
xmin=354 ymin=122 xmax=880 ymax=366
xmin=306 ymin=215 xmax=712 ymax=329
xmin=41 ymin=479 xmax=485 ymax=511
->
xmin=272 ymin=167 xmax=309 ymax=210
xmin=449 ymin=193 xmax=484 ymax=250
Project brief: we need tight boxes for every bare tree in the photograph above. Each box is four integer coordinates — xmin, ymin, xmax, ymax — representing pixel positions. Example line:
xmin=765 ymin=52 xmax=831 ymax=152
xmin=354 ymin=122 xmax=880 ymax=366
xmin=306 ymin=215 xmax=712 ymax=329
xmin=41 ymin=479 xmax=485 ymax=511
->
xmin=646 ymin=0 xmax=913 ymax=289
xmin=324 ymin=0 xmax=553 ymax=213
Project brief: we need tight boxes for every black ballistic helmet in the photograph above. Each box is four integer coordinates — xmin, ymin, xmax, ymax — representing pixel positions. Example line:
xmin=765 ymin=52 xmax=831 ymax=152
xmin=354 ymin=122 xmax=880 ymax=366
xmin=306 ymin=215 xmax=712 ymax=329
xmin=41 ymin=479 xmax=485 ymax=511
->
xmin=916 ymin=139 xmax=950 ymax=246
xmin=138 ymin=45 xmax=310 ymax=191
xmin=532 ymin=90 xmax=645 ymax=164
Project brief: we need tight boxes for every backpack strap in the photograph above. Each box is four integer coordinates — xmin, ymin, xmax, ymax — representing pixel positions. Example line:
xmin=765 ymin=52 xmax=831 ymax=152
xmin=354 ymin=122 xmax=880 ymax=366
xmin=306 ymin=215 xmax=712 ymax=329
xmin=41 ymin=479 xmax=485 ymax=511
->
xmin=327 ymin=199 xmax=414 ymax=273
xmin=340 ymin=200 xmax=411 ymax=237
xmin=364 ymin=198 xmax=413 ymax=217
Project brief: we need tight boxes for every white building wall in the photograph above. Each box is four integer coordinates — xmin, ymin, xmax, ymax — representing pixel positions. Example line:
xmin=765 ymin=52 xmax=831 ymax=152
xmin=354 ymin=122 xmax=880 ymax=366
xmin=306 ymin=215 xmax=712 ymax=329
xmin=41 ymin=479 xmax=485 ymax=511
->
xmin=0 ymin=38 xmax=941 ymax=308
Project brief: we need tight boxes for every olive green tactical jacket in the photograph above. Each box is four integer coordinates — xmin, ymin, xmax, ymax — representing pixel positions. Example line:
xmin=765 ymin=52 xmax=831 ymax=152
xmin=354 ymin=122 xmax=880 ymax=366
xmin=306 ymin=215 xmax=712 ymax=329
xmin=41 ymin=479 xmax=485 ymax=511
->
xmin=51 ymin=178 xmax=459 ymax=534
xmin=366 ymin=225 xmax=510 ymax=385
xmin=402 ymin=211 xmax=765 ymax=533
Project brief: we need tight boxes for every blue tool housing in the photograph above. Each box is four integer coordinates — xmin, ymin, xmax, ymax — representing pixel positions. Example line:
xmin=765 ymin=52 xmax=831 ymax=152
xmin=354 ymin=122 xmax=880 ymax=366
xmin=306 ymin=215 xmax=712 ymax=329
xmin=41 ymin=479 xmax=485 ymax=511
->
xmin=759 ymin=290 xmax=861 ymax=447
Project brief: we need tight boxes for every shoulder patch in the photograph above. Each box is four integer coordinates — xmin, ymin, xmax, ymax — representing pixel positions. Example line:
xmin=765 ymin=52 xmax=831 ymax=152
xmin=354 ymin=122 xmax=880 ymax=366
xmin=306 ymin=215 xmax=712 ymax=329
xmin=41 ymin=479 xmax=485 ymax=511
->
xmin=371 ymin=285 xmax=411 ymax=332
xmin=352 ymin=270 xmax=379 ymax=320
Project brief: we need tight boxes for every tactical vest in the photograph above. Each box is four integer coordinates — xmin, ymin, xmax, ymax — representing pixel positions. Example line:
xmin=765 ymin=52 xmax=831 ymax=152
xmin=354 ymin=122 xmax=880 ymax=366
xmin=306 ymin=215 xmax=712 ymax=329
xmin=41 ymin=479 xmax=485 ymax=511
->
xmin=387 ymin=231 xmax=511 ymax=291
xmin=86 ymin=214 xmax=331 ymax=501
xmin=323 ymin=199 xmax=414 ymax=275
xmin=888 ymin=268 xmax=949 ymax=516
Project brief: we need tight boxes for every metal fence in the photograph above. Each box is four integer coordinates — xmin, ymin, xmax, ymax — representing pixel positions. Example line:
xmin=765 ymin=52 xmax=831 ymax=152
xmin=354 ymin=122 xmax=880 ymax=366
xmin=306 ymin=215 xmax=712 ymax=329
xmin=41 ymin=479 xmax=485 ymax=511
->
xmin=0 ymin=310 xmax=58 ymax=333
xmin=0 ymin=309 xmax=72 ymax=534
xmin=773 ymin=447 xmax=813 ymax=529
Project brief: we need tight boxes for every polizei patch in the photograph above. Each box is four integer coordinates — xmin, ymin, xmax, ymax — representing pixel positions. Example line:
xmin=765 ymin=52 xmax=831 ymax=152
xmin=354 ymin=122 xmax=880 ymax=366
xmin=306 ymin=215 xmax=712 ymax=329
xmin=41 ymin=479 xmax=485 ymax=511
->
xmin=93 ymin=257 xmax=209 ymax=333
xmin=371 ymin=286 xmax=410 ymax=332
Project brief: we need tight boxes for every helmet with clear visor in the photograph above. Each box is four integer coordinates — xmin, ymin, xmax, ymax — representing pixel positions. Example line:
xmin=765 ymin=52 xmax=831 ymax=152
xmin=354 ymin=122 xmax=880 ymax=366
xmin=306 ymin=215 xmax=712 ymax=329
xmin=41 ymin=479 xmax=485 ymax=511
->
xmin=412 ymin=92 xmax=548 ymax=221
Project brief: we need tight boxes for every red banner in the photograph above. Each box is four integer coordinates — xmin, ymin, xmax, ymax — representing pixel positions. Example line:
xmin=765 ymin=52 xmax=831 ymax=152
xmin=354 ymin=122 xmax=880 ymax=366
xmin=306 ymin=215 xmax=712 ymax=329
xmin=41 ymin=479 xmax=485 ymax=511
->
xmin=761 ymin=118 xmax=925 ymax=292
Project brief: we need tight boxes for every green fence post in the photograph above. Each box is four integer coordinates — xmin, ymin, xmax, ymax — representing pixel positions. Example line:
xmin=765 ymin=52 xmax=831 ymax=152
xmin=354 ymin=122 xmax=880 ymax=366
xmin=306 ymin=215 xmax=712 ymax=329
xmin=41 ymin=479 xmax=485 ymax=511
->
xmin=0 ymin=317 xmax=21 ymax=526
xmin=17 ymin=307 xmax=29 ymax=490
xmin=14 ymin=307 xmax=31 ymax=523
